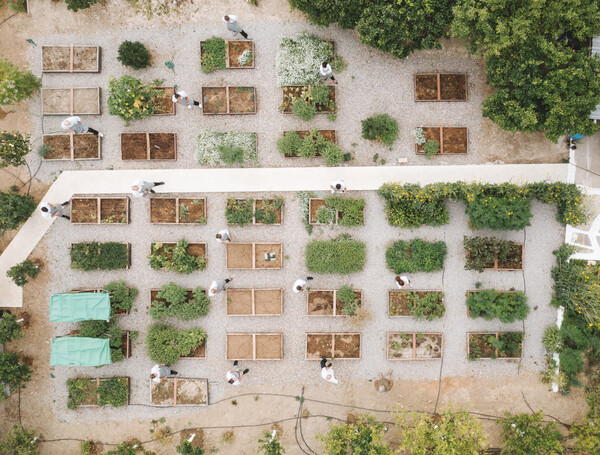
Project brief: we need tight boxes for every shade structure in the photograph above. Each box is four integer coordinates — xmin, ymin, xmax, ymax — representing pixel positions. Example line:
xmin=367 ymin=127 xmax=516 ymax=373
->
xmin=50 ymin=337 xmax=111 ymax=366
xmin=49 ymin=292 xmax=110 ymax=322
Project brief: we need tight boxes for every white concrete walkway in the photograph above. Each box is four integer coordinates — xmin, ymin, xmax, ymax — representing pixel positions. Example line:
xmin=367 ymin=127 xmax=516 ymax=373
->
xmin=0 ymin=164 xmax=569 ymax=307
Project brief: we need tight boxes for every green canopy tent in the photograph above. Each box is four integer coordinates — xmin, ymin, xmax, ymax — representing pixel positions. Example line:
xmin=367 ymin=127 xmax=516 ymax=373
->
xmin=50 ymin=337 xmax=111 ymax=366
xmin=49 ymin=292 xmax=110 ymax=322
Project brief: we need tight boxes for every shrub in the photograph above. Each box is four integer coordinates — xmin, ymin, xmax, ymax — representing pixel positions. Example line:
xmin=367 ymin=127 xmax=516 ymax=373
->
xmin=467 ymin=290 xmax=529 ymax=323
xmin=106 ymin=441 xmax=154 ymax=455
xmin=406 ymin=292 xmax=445 ymax=321
xmin=3 ymin=0 xmax=27 ymax=12
xmin=463 ymin=236 xmax=521 ymax=272
xmin=309 ymin=84 xmax=331 ymax=105
xmin=0 ymin=352 xmax=31 ymax=400
xmin=104 ymin=280 xmax=138 ymax=315
xmin=218 ymin=145 xmax=245 ymax=165
xmin=338 ymin=285 xmax=359 ymax=316
xmin=560 ymin=348 xmax=584 ymax=375
xmin=330 ymin=55 xmax=347 ymax=73
xmin=361 ymin=114 xmax=398 ymax=145
xmin=201 ymin=37 xmax=226 ymax=74
xmin=276 ymin=131 xmax=303 ymax=156
xmin=238 ymin=49 xmax=253 ymax=67
xmin=571 ymin=417 xmax=600 ymax=453
xmin=0 ymin=189 xmax=36 ymax=235
xmin=225 ymin=198 xmax=254 ymax=226
xmin=316 ymin=206 xmax=336 ymax=224
xmin=257 ymin=430 xmax=284 ymax=455
xmin=0 ymin=57 xmax=41 ymax=105
xmin=276 ymin=33 xmax=334 ymax=86
xmin=0 ymin=312 xmax=22 ymax=344
xmin=70 ymin=242 xmax=129 ymax=271
xmin=254 ymin=198 xmax=284 ymax=225
xmin=0 ymin=132 xmax=29 ymax=168
xmin=498 ymin=411 xmax=563 ymax=455
xmin=195 ymin=131 xmax=257 ymax=166
xmin=466 ymin=195 xmax=533 ymax=230
xmin=177 ymin=441 xmax=205 ymax=454
xmin=321 ymin=141 xmax=343 ymax=166
xmin=148 ymin=239 xmax=206 ymax=274
xmin=150 ymin=282 xmax=210 ymax=321
xmin=323 ymin=197 xmax=365 ymax=226
xmin=67 ymin=378 xmax=93 ymax=409
xmin=107 ymin=75 xmax=164 ymax=124
xmin=423 ymin=140 xmax=440 ymax=159
xmin=386 ymin=239 xmax=447 ymax=273
xmin=117 ymin=41 xmax=150 ymax=70
xmin=317 ymin=414 xmax=391 ymax=455
xmin=6 ymin=259 xmax=40 ymax=287
xmin=77 ymin=319 xmax=126 ymax=362
xmin=146 ymin=323 xmax=206 ymax=365
xmin=97 ymin=377 xmax=129 ymax=407
xmin=291 ymin=98 xmax=317 ymax=121
xmin=377 ymin=183 xmax=449 ymax=228
xmin=64 ymin=0 xmax=99 ymax=11
xmin=542 ymin=326 xmax=562 ymax=352
xmin=305 ymin=235 xmax=366 ymax=274
xmin=411 ymin=128 xmax=426 ymax=145
xmin=0 ymin=425 xmax=41 ymax=455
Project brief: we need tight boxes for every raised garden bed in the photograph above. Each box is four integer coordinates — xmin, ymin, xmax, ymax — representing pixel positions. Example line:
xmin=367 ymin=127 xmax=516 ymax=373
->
xmin=150 ymin=198 xmax=206 ymax=224
xmin=151 ymin=378 xmax=208 ymax=406
xmin=149 ymin=287 xmax=209 ymax=324
xmin=415 ymin=73 xmax=467 ymax=101
xmin=281 ymin=85 xmax=336 ymax=113
xmin=42 ymin=87 xmax=100 ymax=115
xmin=388 ymin=290 xmax=444 ymax=320
xmin=70 ymin=288 xmax=130 ymax=316
xmin=42 ymin=45 xmax=100 ymax=73
xmin=202 ymin=86 xmax=256 ymax=114
xmin=152 ymin=87 xmax=176 ymax=115
xmin=226 ymin=333 xmax=283 ymax=360
xmin=386 ymin=239 xmax=447 ymax=274
xmin=120 ymin=133 xmax=177 ymax=161
xmin=70 ymin=197 xmax=129 ymax=224
xmin=306 ymin=333 xmax=361 ymax=359
xmin=226 ymin=289 xmax=282 ymax=315
xmin=67 ymin=377 xmax=130 ymax=409
xmin=386 ymin=332 xmax=443 ymax=360
xmin=42 ymin=133 xmax=101 ymax=160
xmin=464 ymin=237 xmax=524 ymax=271
xmin=201 ymin=40 xmax=254 ymax=69
xmin=308 ymin=197 xmax=365 ymax=226
xmin=225 ymin=198 xmax=284 ymax=226
xmin=70 ymin=242 xmax=130 ymax=271
xmin=468 ymin=332 xmax=523 ymax=360
xmin=307 ymin=289 xmax=362 ymax=316
xmin=465 ymin=290 xmax=529 ymax=322
xmin=281 ymin=130 xmax=336 ymax=157
xmin=226 ymin=243 xmax=282 ymax=269
xmin=416 ymin=127 xmax=468 ymax=155
xmin=149 ymin=241 xmax=207 ymax=272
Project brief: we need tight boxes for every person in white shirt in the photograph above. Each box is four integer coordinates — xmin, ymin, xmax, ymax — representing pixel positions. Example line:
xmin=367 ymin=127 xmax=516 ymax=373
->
xmin=227 ymin=360 xmax=249 ymax=385
xmin=209 ymin=278 xmax=233 ymax=297
xmin=40 ymin=201 xmax=70 ymax=220
xmin=150 ymin=364 xmax=177 ymax=384
xmin=293 ymin=276 xmax=313 ymax=293
xmin=172 ymin=91 xmax=201 ymax=109
xmin=320 ymin=62 xmax=337 ymax=85
xmin=330 ymin=180 xmax=347 ymax=194
xmin=321 ymin=356 xmax=338 ymax=384
xmin=216 ymin=229 xmax=232 ymax=243
xmin=61 ymin=116 xmax=104 ymax=137
xmin=395 ymin=275 xmax=412 ymax=290
xmin=223 ymin=15 xmax=249 ymax=40
xmin=131 ymin=180 xmax=164 ymax=198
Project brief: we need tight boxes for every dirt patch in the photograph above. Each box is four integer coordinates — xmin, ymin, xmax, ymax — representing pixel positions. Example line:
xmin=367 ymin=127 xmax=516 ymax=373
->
xmin=176 ymin=379 xmax=207 ymax=405
xmin=151 ymin=380 xmax=175 ymax=405
xmin=254 ymin=289 xmax=282 ymax=315
xmin=440 ymin=74 xmax=467 ymax=101
xmin=389 ymin=291 xmax=441 ymax=316
xmin=179 ymin=198 xmax=205 ymax=224
xmin=153 ymin=87 xmax=175 ymax=115
xmin=334 ymin=334 xmax=360 ymax=359
xmin=149 ymin=133 xmax=176 ymax=160
xmin=308 ymin=291 xmax=334 ymax=316
xmin=79 ymin=379 xmax=100 ymax=406
xmin=469 ymin=334 xmax=496 ymax=359
xmin=415 ymin=334 xmax=442 ymax=359
xmin=306 ymin=334 xmax=333 ymax=359
xmin=43 ymin=133 xmax=99 ymax=160
xmin=42 ymin=88 xmax=70 ymax=114
xmin=180 ymin=429 xmax=204 ymax=450
xmin=228 ymin=86 xmax=256 ymax=113
xmin=42 ymin=46 xmax=99 ymax=72
xmin=73 ymin=88 xmax=100 ymax=114
xmin=187 ymin=243 xmax=206 ymax=258
xmin=150 ymin=198 xmax=177 ymax=223
xmin=121 ymin=133 xmax=148 ymax=160
xmin=335 ymin=290 xmax=361 ymax=315
xmin=442 ymin=127 xmax=468 ymax=154
xmin=254 ymin=243 xmax=282 ymax=269
xmin=226 ymin=243 xmax=253 ymax=269
xmin=73 ymin=47 xmax=99 ymax=71
xmin=100 ymin=198 xmax=128 ymax=224
xmin=227 ymin=289 xmax=253 ymax=315
xmin=227 ymin=41 xmax=253 ymax=68
xmin=74 ymin=134 xmax=100 ymax=159
xmin=43 ymin=135 xmax=71 ymax=160
xmin=71 ymin=198 xmax=98 ymax=224
xmin=387 ymin=333 xmax=414 ymax=359
xmin=202 ymin=87 xmax=227 ymax=114
xmin=227 ymin=334 xmax=254 ymax=360
xmin=415 ymin=74 xmax=438 ymax=101
xmin=498 ymin=244 xmax=523 ymax=270
xmin=256 ymin=334 xmax=282 ymax=359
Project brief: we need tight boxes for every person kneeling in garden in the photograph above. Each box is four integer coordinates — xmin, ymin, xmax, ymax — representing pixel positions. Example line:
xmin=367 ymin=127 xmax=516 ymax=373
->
xmin=172 ymin=90 xmax=201 ymax=109
xmin=61 ymin=116 xmax=104 ymax=137
xmin=293 ymin=276 xmax=313 ymax=293
xmin=321 ymin=356 xmax=338 ymax=384
xmin=40 ymin=201 xmax=70 ymax=220
xmin=150 ymin=363 xmax=178 ymax=384
xmin=227 ymin=360 xmax=249 ymax=386
xmin=131 ymin=180 xmax=164 ymax=198
xmin=374 ymin=370 xmax=394 ymax=392
xmin=215 ymin=229 xmax=232 ymax=243
xmin=395 ymin=275 xmax=411 ymax=290
xmin=209 ymin=278 xmax=233 ymax=297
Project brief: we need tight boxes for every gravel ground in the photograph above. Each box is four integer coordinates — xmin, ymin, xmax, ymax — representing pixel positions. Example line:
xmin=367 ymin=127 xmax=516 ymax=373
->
xmin=44 ymin=191 xmax=563 ymax=422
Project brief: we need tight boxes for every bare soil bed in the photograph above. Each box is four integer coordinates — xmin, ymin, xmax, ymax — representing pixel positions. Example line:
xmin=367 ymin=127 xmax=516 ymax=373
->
xmin=151 ymin=378 xmax=208 ymax=406
xmin=226 ymin=333 xmax=282 ymax=360
xmin=227 ymin=40 xmax=254 ymax=68
xmin=226 ymin=243 xmax=282 ymax=269
xmin=121 ymin=133 xmax=177 ymax=160
xmin=226 ymin=289 xmax=282 ymax=315
xmin=70 ymin=197 xmax=129 ymax=224
xmin=152 ymin=87 xmax=175 ymax=115
xmin=415 ymin=73 xmax=467 ymax=101
xmin=416 ymin=127 xmax=468 ymax=155
xmin=202 ymin=86 xmax=256 ymax=114
xmin=150 ymin=198 xmax=206 ymax=224
xmin=43 ymin=133 xmax=100 ymax=160
xmin=306 ymin=333 xmax=361 ymax=359
xmin=42 ymin=45 xmax=100 ymax=72
xmin=307 ymin=290 xmax=362 ymax=316
xmin=387 ymin=333 xmax=443 ymax=360
xmin=42 ymin=87 xmax=100 ymax=115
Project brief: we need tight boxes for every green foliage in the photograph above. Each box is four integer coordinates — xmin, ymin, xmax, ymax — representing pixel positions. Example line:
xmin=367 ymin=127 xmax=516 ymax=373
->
xmin=316 ymin=206 xmax=336 ymax=224
xmin=148 ymin=239 xmax=206 ymax=274
xmin=104 ymin=280 xmax=138 ymax=314
xmin=464 ymin=236 xmax=522 ymax=272
xmin=309 ymin=84 xmax=331 ymax=105
xmin=238 ymin=49 xmax=253 ymax=66
xmin=0 ymin=57 xmax=41 ymax=105
xmin=571 ymin=417 xmax=600 ymax=453
xmin=386 ymin=239 xmax=447 ymax=273
xmin=67 ymin=378 xmax=94 ymax=409
xmin=201 ymin=37 xmax=226 ymax=74
xmin=117 ymin=41 xmax=151 ymax=70
xmin=317 ymin=414 xmax=391 ymax=455
xmin=305 ymin=235 xmax=366 ymax=274
xmin=0 ymin=352 xmax=31 ymax=401
xmin=291 ymin=98 xmax=317 ymax=121
xmin=297 ymin=191 xmax=315 ymax=234
xmin=225 ymin=198 xmax=254 ymax=226
xmin=64 ymin=0 xmax=99 ymax=11
xmin=0 ymin=189 xmax=36 ymax=235
xmin=542 ymin=326 xmax=562 ymax=352
xmin=337 ymin=285 xmax=359 ymax=316
xmin=107 ymin=75 xmax=164 ymax=124
xmin=423 ymin=140 xmax=440 ymax=159
xmin=321 ymin=142 xmax=344 ymax=167
xmin=288 ymin=0 xmax=363 ymax=29
xmin=498 ymin=411 xmax=563 ymax=455
xmin=97 ymin=377 xmax=129 ymax=407
xmin=323 ymin=197 xmax=365 ymax=227
xmin=361 ymin=114 xmax=398 ymax=145
xmin=0 ymin=132 xmax=30 ymax=168
xmin=327 ymin=113 xmax=337 ymax=122
xmin=2 ymin=0 xmax=27 ymax=12
xmin=106 ymin=440 xmax=154 ymax=455
xmin=70 ymin=242 xmax=129 ymax=271
xmin=254 ymin=198 xmax=284 ymax=225
xmin=6 ymin=259 xmax=40 ymax=287
xmin=406 ymin=292 xmax=445 ymax=321
xmin=560 ymin=348 xmax=584 ymax=375
xmin=330 ymin=55 xmax=347 ymax=73
xmin=377 ymin=183 xmax=449 ymax=228
xmin=146 ymin=323 xmax=206 ymax=365
xmin=467 ymin=290 xmax=529 ymax=323
xmin=150 ymin=283 xmax=210 ymax=321
xmin=0 ymin=311 xmax=23 ymax=344
xmin=276 ymin=131 xmax=303 ymax=156
xmin=395 ymin=407 xmax=487 ymax=454
xmin=218 ymin=145 xmax=245 ymax=165
xmin=466 ymin=195 xmax=533 ymax=230
xmin=0 ymin=425 xmax=41 ymax=455
xmin=176 ymin=441 xmax=205 ymax=454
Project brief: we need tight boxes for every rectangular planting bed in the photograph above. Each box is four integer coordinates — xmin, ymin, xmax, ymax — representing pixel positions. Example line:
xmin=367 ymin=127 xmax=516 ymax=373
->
xmin=416 ymin=127 xmax=468 ymax=155
xmin=226 ymin=289 xmax=282 ymax=315
xmin=42 ymin=133 xmax=101 ymax=161
xmin=70 ymin=197 xmax=129 ymax=224
xmin=70 ymin=242 xmax=131 ymax=270
xmin=226 ymin=243 xmax=282 ymax=269
xmin=150 ymin=197 xmax=206 ymax=224
xmin=152 ymin=87 xmax=176 ymax=115
xmin=281 ymin=85 xmax=336 ymax=114
xmin=415 ymin=73 xmax=467 ymax=101
xmin=388 ymin=290 xmax=444 ymax=317
xmin=226 ymin=198 xmax=284 ymax=226
xmin=120 ymin=133 xmax=177 ymax=160
xmin=307 ymin=289 xmax=362 ymax=316
xmin=306 ymin=333 xmax=361 ymax=359
xmin=69 ymin=377 xmax=130 ymax=408
xmin=70 ymin=288 xmax=129 ymax=315
xmin=42 ymin=87 xmax=101 ymax=115
xmin=226 ymin=40 xmax=254 ymax=68
xmin=282 ymin=130 xmax=336 ymax=157
xmin=467 ymin=242 xmax=524 ymax=271
xmin=387 ymin=332 xmax=443 ymax=360
xmin=151 ymin=378 xmax=208 ymax=406
xmin=202 ymin=86 xmax=256 ymax=114
xmin=468 ymin=332 xmax=523 ymax=360
xmin=226 ymin=333 xmax=283 ymax=360
xmin=42 ymin=45 xmax=100 ymax=72
xmin=308 ymin=198 xmax=365 ymax=226
xmin=150 ymin=242 xmax=207 ymax=269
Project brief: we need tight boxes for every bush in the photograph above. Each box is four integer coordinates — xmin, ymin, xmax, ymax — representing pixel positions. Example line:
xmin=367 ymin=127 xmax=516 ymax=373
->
xmin=317 ymin=414 xmax=391 ymax=455
xmin=0 ymin=132 xmax=29 ymax=168
xmin=76 ymin=319 xmax=126 ymax=362
xmin=254 ymin=198 xmax=284 ymax=225
xmin=107 ymin=75 xmax=164 ymax=124
xmin=377 ymin=183 xmax=449 ymax=228
xmin=276 ymin=33 xmax=334 ymax=86
xmin=323 ymin=197 xmax=365 ymax=227
xmin=405 ymin=292 xmax=445 ymax=321
xmin=276 ymin=131 xmax=303 ymax=156
xmin=201 ymin=37 xmax=226 ymax=74
xmin=338 ymin=285 xmax=359 ymax=316
xmin=2 ymin=0 xmax=27 ymax=12
xmin=195 ymin=131 xmax=257 ymax=166
xmin=70 ymin=242 xmax=129 ymax=271
xmin=305 ymin=235 xmax=366 ymax=274
xmin=117 ymin=41 xmax=150 ymax=70
xmin=150 ymin=282 xmax=210 ymax=321
xmin=330 ymin=55 xmax=347 ymax=73
xmin=0 ymin=425 xmax=41 ymax=455
xmin=6 ymin=259 xmax=40 ymax=287
xmin=423 ymin=140 xmax=440 ymax=159
xmin=106 ymin=441 xmax=154 ymax=455
xmin=0 ymin=189 xmax=36 ymax=235
xmin=291 ymin=98 xmax=317 ymax=121
xmin=316 ymin=206 xmax=336 ymax=224
xmin=571 ymin=417 xmax=600 ymax=453
xmin=0 ymin=352 xmax=31 ymax=400
xmin=97 ymin=377 xmax=129 ymax=407
xmin=361 ymin=114 xmax=398 ymax=145
xmin=148 ymin=239 xmax=206 ymax=274
xmin=309 ymin=84 xmax=331 ymax=105
xmin=177 ymin=441 xmax=205 ymax=455
xmin=542 ymin=326 xmax=562 ymax=352
xmin=321 ymin=141 xmax=344 ymax=166
xmin=104 ymin=280 xmax=138 ymax=315
xmin=498 ymin=411 xmax=563 ymax=455
xmin=466 ymin=195 xmax=533 ymax=230
xmin=218 ymin=145 xmax=245 ymax=165
xmin=386 ymin=239 xmax=447 ymax=273
xmin=463 ymin=236 xmax=521 ymax=272
xmin=0 ymin=57 xmax=41 ymax=105
xmin=560 ymin=348 xmax=584 ymax=375
xmin=0 ymin=312 xmax=22 ymax=344
xmin=146 ymin=323 xmax=206 ymax=365
xmin=64 ymin=0 xmax=99 ymax=11
xmin=238 ymin=49 xmax=253 ymax=66
xmin=467 ymin=290 xmax=529 ymax=323
xmin=225 ymin=198 xmax=254 ymax=226
xmin=257 ymin=430 xmax=284 ymax=455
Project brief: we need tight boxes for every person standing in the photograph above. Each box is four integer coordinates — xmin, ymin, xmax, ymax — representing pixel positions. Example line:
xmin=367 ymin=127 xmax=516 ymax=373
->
xmin=40 ymin=201 xmax=70 ymax=220
xmin=61 ymin=116 xmax=104 ymax=137
xmin=321 ymin=355 xmax=338 ymax=384
xmin=209 ymin=278 xmax=233 ymax=297
xmin=215 ymin=229 xmax=232 ymax=243
xmin=395 ymin=276 xmax=411 ymax=290
xmin=320 ymin=62 xmax=338 ymax=85
xmin=373 ymin=370 xmax=394 ymax=392
xmin=150 ymin=363 xmax=178 ymax=384
xmin=172 ymin=91 xmax=201 ymax=109
xmin=330 ymin=180 xmax=347 ymax=194
xmin=293 ymin=276 xmax=313 ymax=293
xmin=227 ymin=360 xmax=249 ymax=385
xmin=223 ymin=15 xmax=250 ymax=40
xmin=131 ymin=180 xmax=164 ymax=198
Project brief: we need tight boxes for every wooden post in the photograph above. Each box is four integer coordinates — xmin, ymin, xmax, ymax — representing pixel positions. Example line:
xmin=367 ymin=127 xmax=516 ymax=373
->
xmin=69 ymin=132 xmax=75 ymax=161
xmin=226 ymin=86 xmax=231 ymax=113
xmin=436 ymin=73 xmax=441 ymax=100
xmin=251 ymin=289 xmax=256 ymax=315
xmin=439 ymin=127 xmax=444 ymax=154
xmin=96 ymin=197 xmax=101 ymax=224
xmin=70 ymin=87 xmax=74 ymax=115
xmin=412 ymin=333 xmax=416 ymax=360
xmin=173 ymin=378 xmax=178 ymax=407
xmin=175 ymin=197 xmax=180 ymax=223
xmin=252 ymin=243 xmax=256 ymax=269
xmin=69 ymin=44 xmax=74 ymax=73
xmin=146 ymin=133 xmax=151 ymax=160
xmin=252 ymin=334 xmax=257 ymax=360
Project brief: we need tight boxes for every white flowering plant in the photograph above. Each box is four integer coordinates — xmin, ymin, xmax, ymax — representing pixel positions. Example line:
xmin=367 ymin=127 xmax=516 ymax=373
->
xmin=0 ymin=57 xmax=41 ymax=106
xmin=238 ymin=49 xmax=253 ymax=66
xmin=195 ymin=131 xmax=257 ymax=166
xmin=276 ymin=33 xmax=334 ymax=87
xmin=411 ymin=128 xmax=426 ymax=145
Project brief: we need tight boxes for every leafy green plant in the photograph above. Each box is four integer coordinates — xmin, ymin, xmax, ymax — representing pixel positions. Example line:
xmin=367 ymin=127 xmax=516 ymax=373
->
xmin=327 ymin=113 xmax=337 ymax=122
xmin=0 ymin=425 xmax=41 ymax=455
xmin=6 ymin=259 xmax=40 ymax=287
xmin=498 ymin=411 xmax=563 ymax=455
xmin=107 ymin=75 xmax=164 ymax=124
xmin=67 ymin=378 xmax=95 ymax=409
xmin=117 ymin=41 xmax=150 ymax=70
xmin=411 ymin=128 xmax=426 ymax=146
xmin=97 ymin=377 xmax=129 ymax=407
xmin=338 ymin=285 xmax=359 ymax=316
xmin=254 ymin=198 xmax=283 ymax=225
xmin=324 ymin=197 xmax=365 ymax=226
xmin=321 ymin=141 xmax=344 ymax=166
xmin=0 ymin=132 xmax=29 ymax=168
xmin=361 ymin=114 xmax=398 ymax=145
xmin=106 ymin=440 xmax=154 ymax=455
xmin=176 ymin=441 xmax=205 ymax=454
xmin=148 ymin=239 xmax=206 ymax=274
xmin=0 ymin=312 xmax=22 ymax=344
xmin=467 ymin=290 xmax=529 ymax=323
xmin=276 ymin=131 xmax=303 ymax=156
xmin=317 ymin=414 xmax=391 ymax=454
xmin=377 ymin=182 xmax=449 ymax=228
xmin=0 ymin=57 xmax=41 ymax=105
xmin=257 ymin=430 xmax=285 ymax=455
xmin=0 ymin=352 xmax=31 ymax=401
xmin=305 ymin=235 xmax=366 ymax=274
xmin=71 ymin=242 xmax=129 ymax=271
xmin=330 ymin=55 xmax=347 ymax=73
xmin=386 ymin=239 xmax=447 ymax=273
xmin=464 ymin=236 xmax=522 ymax=272
xmin=201 ymin=37 xmax=226 ymax=73
xmin=423 ymin=140 xmax=440 ymax=159
xmin=150 ymin=283 xmax=210 ymax=321
xmin=466 ymin=195 xmax=533 ymax=230
xmin=309 ymin=84 xmax=331 ymax=105
xmin=0 ymin=189 xmax=36 ymax=235
xmin=316 ymin=206 xmax=336 ymax=224
xmin=2 ymin=0 xmax=27 ymax=12
xmin=571 ymin=416 xmax=600 ymax=453
xmin=406 ymin=292 xmax=445 ymax=321
xmin=291 ymin=98 xmax=317 ymax=121
xmin=104 ymin=280 xmax=138 ymax=315
xmin=65 ymin=0 xmax=99 ymax=11
xmin=146 ymin=323 xmax=206 ymax=365
xmin=225 ymin=198 xmax=254 ymax=226
xmin=218 ymin=145 xmax=245 ymax=165
xmin=542 ymin=326 xmax=562 ymax=352
xmin=76 ymin=319 xmax=126 ymax=362
xmin=297 ymin=191 xmax=316 ymax=234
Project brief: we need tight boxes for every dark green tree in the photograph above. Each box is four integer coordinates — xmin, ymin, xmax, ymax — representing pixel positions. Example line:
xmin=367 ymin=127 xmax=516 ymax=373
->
xmin=64 ymin=0 xmax=99 ymax=12
xmin=0 ymin=425 xmax=41 ymax=455
xmin=0 ymin=352 xmax=32 ymax=401
xmin=288 ymin=0 xmax=365 ymax=29
xmin=0 ymin=188 xmax=36 ymax=235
